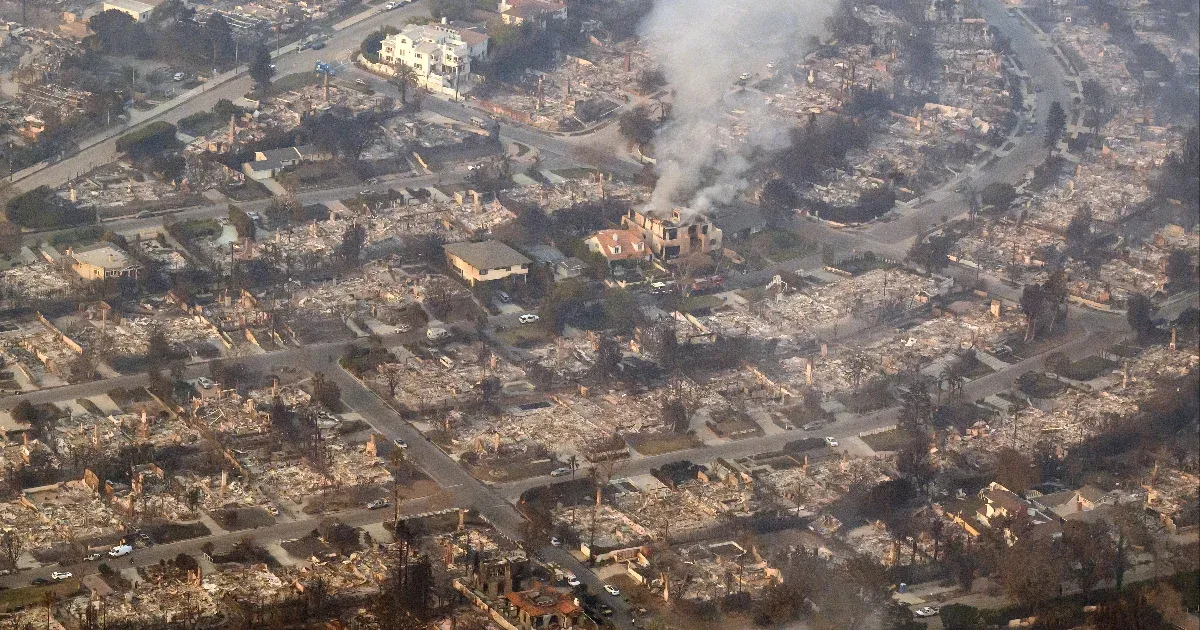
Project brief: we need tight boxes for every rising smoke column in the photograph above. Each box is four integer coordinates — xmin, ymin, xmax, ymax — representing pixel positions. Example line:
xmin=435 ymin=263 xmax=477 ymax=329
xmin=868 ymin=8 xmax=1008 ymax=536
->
xmin=638 ymin=0 xmax=833 ymax=215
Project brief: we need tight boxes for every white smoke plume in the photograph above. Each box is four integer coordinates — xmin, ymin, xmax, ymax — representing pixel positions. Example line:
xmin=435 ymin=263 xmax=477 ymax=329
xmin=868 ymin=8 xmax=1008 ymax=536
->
xmin=638 ymin=0 xmax=833 ymax=215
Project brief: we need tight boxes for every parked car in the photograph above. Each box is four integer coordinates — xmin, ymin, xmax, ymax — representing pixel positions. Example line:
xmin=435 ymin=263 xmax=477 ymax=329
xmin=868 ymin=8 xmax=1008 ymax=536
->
xmin=366 ymin=499 xmax=390 ymax=510
xmin=396 ymin=323 xmax=412 ymax=333
xmin=550 ymin=467 xmax=572 ymax=477
xmin=311 ymin=41 xmax=326 ymax=50
xmin=173 ymin=72 xmax=185 ymax=81
xmin=51 ymin=572 xmax=72 ymax=581
xmin=355 ymin=78 xmax=367 ymax=86
xmin=518 ymin=313 xmax=540 ymax=324
xmin=914 ymin=606 xmax=939 ymax=618
xmin=85 ymin=552 xmax=103 ymax=561
xmin=801 ymin=421 xmax=824 ymax=431
xmin=393 ymin=438 xmax=408 ymax=448
xmin=265 ymin=505 xmax=280 ymax=516
xmin=30 ymin=578 xmax=50 ymax=585
xmin=384 ymin=1 xmax=397 ymax=8
xmin=549 ymin=536 xmax=561 ymax=547
xmin=824 ymin=437 xmax=839 ymax=447
xmin=566 ymin=576 xmax=582 ymax=587
xmin=298 ymin=41 xmax=311 ymax=50
xmin=109 ymin=545 xmax=133 ymax=558
xmin=604 ymin=584 xmax=620 ymax=596
xmin=497 ymin=291 xmax=511 ymax=302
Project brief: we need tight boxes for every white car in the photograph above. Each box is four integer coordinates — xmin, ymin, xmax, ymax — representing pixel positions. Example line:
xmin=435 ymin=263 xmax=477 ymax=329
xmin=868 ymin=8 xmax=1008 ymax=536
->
xmin=393 ymin=438 xmax=408 ymax=448
xmin=366 ymin=499 xmax=390 ymax=510
xmin=566 ymin=576 xmax=582 ymax=587
xmin=824 ymin=437 xmax=839 ymax=447
xmin=355 ymin=78 xmax=368 ymax=86
xmin=914 ymin=606 xmax=939 ymax=618
xmin=109 ymin=545 xmax=133 ymax=557
xmin=550 ymin=536 xmax=561 ymax=547
xmin=51 ymin=571 xmax=73 ymax=581
xmin=549 ymin=467 xmax=572 ymax=477
xmin=518 ymin=314 xmax=540 ymax=324
xmin=604 ymin=584 xmax=620 ymax=596
xmin=265 ymin=505 xmax=280 ymax=516
xmin=173 ymin=72 xmax=185 ymax=81
xmin=384 ymin=1 xmax=397 ymax=8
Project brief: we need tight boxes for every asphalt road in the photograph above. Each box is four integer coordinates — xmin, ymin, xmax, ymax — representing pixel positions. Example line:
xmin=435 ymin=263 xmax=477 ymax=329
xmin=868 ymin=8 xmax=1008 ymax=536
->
xmin=0 ymin=494 xmax=440 ymax=590
xmin=858 ymin=0 xmax=1075 ymax=246
xmin=6 ymin=0 xmax=435 ymax=198
xmin=0 ymin=0 xmax=1176 ymax=623
xmin=493 ymin=317 xmax=1130 ymax=501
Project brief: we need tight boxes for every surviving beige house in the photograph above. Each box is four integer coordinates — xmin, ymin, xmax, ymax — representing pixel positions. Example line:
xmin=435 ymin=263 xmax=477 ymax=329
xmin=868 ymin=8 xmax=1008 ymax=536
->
xmin=444 ymin=240 xmax=531 ymax=286
xmin=68 ymin=244 xmax=141 ymax=280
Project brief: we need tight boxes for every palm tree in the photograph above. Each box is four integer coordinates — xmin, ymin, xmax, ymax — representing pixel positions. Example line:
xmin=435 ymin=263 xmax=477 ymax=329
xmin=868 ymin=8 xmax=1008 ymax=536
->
xmin=392 ymin=64 xmax=417 ymax=105
xmin=566 ymin=454 xmax=578 ymax=481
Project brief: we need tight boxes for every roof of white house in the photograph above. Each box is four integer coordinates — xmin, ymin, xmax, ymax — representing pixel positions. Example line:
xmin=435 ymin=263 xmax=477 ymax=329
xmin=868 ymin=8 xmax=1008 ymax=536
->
xmin=71 ymin=245 xmax=135 ymax=270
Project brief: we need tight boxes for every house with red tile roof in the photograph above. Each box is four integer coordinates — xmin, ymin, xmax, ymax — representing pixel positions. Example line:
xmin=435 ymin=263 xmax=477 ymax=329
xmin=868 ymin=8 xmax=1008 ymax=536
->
xmin=584 ymin=228 xmax=649 ymax=268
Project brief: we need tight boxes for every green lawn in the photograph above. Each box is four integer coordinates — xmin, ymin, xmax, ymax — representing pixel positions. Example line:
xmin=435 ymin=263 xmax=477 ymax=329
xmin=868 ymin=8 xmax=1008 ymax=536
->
xmin=47 ymin=226 xmax=105 ymax=249
xmin=170 ymin=218 xmax=221 ymax=242
xmin=0 ymin=579 xmax=82 ymax=612
xmin=264 ymin=72 xmax=322 ymax=97
xmin=1062 ymin=356 xmax=1116 ymax=381
xmin=861 ymin=427 xmax=910 ymax=452
xmin=494 ymin=322 xmax=553 ymax=348
xmin=732 ymin=228 xmax=814 ymax=268
xmin=627 ymin=432 xmax=702 ymax=456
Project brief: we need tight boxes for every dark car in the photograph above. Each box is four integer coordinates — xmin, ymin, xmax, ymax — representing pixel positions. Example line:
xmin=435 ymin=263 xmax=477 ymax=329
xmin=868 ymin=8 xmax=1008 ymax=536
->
xmin=311 ymin=41 xmax=326 ymax=50
xmin=31 ymin=577 xmax=51 ymax=585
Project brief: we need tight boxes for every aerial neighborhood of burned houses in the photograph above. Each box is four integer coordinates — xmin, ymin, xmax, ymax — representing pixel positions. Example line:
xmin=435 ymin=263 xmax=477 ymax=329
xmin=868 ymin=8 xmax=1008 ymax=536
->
xmin=0 ymin=0 xmax=1194 ymax=627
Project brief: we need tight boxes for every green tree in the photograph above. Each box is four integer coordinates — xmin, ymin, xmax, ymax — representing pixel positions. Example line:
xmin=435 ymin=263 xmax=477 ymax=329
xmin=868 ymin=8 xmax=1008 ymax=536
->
xmin=1045 ymin=101 xmax=1067 ymax=151
xmin=1064 ymin=206 xmax=1093 ymax=255
xmin=760 ymin=179 xmax=799 ymax=224
xmin=310 ymin=372 xmax=341 ymax=410
xmin=617 ymin=106 xmax=656 ymax=146
xmin=335 ymin=223 xmax=367 ymax=266
xmin=602 ymin=287 xmax=642 ymax=334
xmin=1165 ymin=249 xmax=1195 ymax=292
xmin=360 ymin=26 xmax=399 ymax=64
xmin=391 ymin=63 xmax=417 ymax=104
xmin=204 ymin=13 xmax=236 ymax=68
xmin=248 ymin=44 xmax=274 ymax=93
xmin=979 ymin=182 xmax=1016 ymax=211
xmin=1000 ymin=536 xmax=1066 ymax=607
xmin=994 ymin=447 xmax=1038 ymax=494
xmin=1126 ymin=293 xmax=1155 ymax=340
xmin=940 ymin=603 xmax=982 ymax=629
xmin=228 ymin=205 xmax=256 ymax=241
xmin=88 ymin=9 xmax=152 ymax=56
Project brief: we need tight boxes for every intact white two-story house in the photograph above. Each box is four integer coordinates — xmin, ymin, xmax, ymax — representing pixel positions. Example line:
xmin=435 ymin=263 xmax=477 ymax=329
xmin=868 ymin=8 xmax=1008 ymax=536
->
xmin=378 ymin=22 xmax=489 ymax=96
